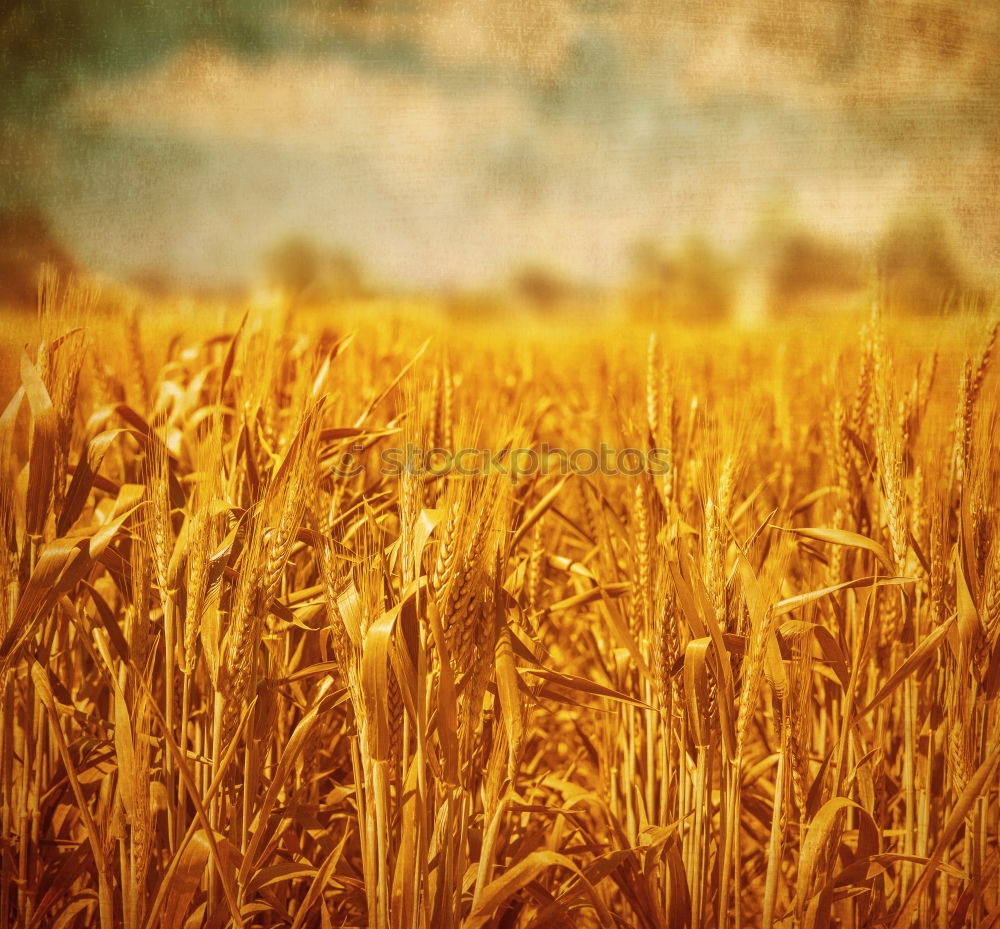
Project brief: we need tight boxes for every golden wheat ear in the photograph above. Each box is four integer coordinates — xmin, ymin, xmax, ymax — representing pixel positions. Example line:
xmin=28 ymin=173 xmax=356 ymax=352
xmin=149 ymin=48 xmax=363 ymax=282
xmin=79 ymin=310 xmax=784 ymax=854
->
xmin=3 ymin=294 xmax=999 ymax=929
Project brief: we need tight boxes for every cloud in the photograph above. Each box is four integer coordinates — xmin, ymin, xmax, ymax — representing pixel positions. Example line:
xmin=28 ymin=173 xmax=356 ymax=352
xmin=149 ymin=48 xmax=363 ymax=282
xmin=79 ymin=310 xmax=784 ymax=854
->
xmin=14 ymin=0 xmax=1000 ymax=285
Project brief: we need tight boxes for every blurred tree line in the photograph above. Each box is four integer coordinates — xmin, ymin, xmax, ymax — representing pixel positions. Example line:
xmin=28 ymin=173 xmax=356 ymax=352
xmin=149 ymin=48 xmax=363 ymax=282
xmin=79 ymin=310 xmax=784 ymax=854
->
xmin=0 ymin=206 xmax=989 ymax=317
xmin=626 ymin=209 xmax=990 ymax=323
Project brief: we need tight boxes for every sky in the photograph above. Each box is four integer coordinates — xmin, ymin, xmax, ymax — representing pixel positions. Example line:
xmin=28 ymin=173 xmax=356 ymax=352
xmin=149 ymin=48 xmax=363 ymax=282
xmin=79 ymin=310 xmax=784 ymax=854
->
xmin=3 ymin=0 xmax=999 ymax=290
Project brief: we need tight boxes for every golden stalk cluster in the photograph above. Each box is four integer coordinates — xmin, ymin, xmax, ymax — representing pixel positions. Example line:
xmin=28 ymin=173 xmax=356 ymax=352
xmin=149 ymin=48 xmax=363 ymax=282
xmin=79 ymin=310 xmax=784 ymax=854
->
xmin=0 ymin=278 xmax=999 ymax=929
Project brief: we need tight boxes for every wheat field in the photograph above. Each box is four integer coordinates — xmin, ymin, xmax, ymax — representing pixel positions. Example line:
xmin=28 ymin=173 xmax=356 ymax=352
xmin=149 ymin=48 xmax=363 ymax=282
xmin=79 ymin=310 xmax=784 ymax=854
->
xmin=1 ymin=276 xmax=999 ymax=929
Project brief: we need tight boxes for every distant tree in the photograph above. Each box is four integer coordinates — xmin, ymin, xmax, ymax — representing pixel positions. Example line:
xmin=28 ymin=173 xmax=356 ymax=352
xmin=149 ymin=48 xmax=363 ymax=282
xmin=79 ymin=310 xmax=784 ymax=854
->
xmin=627 ymin=235 xmax=733 ymax=322
xmin=263 ymin=235 xmax=368 ymax=302
xmin=264 ymin=236 xmax=322 ymax=298
xmin=878 ymin=211 xmax=983 ymax=314
xmin=769 ymin=232 xmax=865 ymax=315
xmin=0 ymin=208 xmax=76 ymax=306
xmin=510 ymin=264 xmax=573 ymax=314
